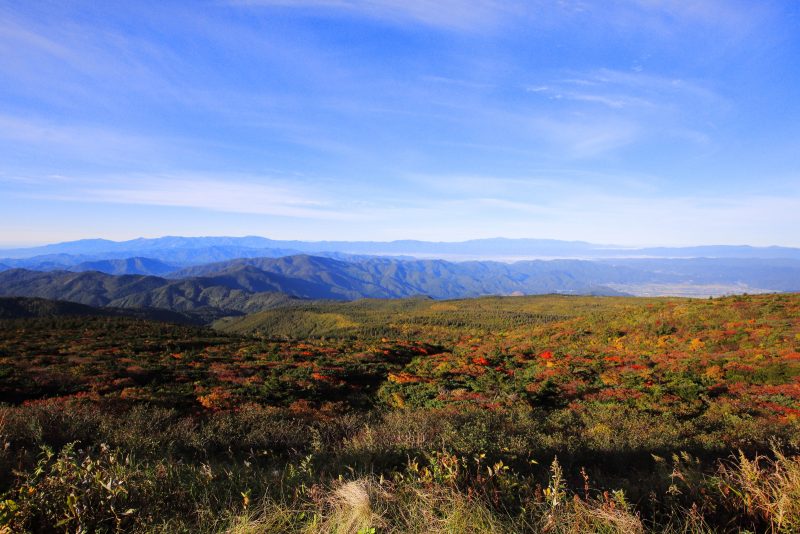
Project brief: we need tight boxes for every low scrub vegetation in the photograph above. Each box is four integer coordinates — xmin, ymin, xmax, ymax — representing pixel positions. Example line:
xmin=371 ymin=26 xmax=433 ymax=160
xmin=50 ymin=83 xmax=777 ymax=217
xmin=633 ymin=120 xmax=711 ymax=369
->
xmin=2 ymin=293 xmax=800 ymax=532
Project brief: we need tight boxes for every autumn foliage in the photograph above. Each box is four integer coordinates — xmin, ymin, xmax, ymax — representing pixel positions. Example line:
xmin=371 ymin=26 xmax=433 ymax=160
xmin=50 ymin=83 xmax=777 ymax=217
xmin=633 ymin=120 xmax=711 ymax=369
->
xmin=2 ymin=293 xmax=800 ymax=532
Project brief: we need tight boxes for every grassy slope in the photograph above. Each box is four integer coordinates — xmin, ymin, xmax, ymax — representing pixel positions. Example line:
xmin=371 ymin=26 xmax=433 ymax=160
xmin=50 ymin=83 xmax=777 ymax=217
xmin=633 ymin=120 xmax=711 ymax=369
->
xmin=214 ymin=294 xmax=666 ymax=339
xmin=2 ymin=293 xmax=800 ymax=532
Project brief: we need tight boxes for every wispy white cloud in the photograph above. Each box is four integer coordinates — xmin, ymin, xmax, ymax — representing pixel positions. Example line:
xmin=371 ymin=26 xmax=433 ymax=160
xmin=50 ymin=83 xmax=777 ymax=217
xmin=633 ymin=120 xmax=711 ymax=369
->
xmin=2 ymin=170 xmax=355 ymax=220
xmin=0 ymin=8 xmax=185 ymax=108
xmin=228 ymin=0 xmax=768 ymax=38
xmin=530 ymin=116 xmax=641 ymax=157
xmin=228 ymin=0 xmax=520 ymax=31
xmin=0 ymin=5 xmax=351 ymax=126
xmin=522 ymin=68 xmax=726 ymax=155
xmin=620 ymin=0 xmax=770 ymax=35
xmin=529 ymin=68 xmax=721 ymax=110
xmin=4 ymin=168 xmax=799 ymax=246
xmin=49 ymin=174 xmax=357 ymax=220
xmin=0 ymin=114 xmax=171 ymax=164
xmin=404 ymin=169 xmax=661 ymax=197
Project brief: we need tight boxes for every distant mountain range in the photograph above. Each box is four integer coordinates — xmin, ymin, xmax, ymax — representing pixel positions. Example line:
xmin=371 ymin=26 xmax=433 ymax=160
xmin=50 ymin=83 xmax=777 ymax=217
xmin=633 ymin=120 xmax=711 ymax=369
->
xmin=2 ymin=236 xmax=800 ymax=269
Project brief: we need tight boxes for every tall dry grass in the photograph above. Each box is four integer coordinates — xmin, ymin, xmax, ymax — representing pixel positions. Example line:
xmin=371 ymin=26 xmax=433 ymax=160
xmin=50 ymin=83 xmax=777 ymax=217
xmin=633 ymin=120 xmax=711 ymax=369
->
xmin=223 ymin=476 xmax=507 ymax=534
xmin=717 ymin=448 xmax=800 ymax=534
xmin=221 ymin=459 xmax=649 ymax=534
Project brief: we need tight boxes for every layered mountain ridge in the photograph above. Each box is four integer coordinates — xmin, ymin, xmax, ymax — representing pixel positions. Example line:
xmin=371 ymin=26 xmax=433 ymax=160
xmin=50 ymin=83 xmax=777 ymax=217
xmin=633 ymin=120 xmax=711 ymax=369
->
xmin=1 ymin=236 xmax=799 ymax=325
xmin=4 ymin=236 xmax=800 ymax=267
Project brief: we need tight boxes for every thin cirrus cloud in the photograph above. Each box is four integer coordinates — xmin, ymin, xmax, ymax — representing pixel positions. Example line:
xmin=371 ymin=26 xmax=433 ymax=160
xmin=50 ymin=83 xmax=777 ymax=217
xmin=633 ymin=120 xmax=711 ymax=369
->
xmin=228 ymin=0 xmax=760 ymax=36
xmin=228 ymin=0 xmax=519 ymax=31
xmin=0 ymin=114 xmax=210 ymax=170
xmin=530 ymin=117 xmax=642 ymax=158
xmin=522 ymin=68 xmax=725 ymax=154
xmin=40 ymin=175 xmax=358 ymax=221
xmin=0 ymin=115 xmax=154 ymax=154
xmin=404 ymin=170 xmax=662 ymax=198
xmin=0 ymin=10 xmax=180 ymax=103
xmin=526 ymin=69 xmax=723 ymax=118
xmin=5 ymin=169 xmax=800 ymax=246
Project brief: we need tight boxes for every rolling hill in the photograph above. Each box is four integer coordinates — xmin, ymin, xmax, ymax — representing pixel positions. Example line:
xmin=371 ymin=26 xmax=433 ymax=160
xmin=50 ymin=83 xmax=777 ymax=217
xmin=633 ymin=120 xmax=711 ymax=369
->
xmin=0 ymin=268 xmax=299 ymax=319
xmin=0 ymin=296 xmax=200 ymax=324
xmin=0 ymin=296 xmax=116 ymax=318
xmin=70 ymin=257 xmax=178 ymax=276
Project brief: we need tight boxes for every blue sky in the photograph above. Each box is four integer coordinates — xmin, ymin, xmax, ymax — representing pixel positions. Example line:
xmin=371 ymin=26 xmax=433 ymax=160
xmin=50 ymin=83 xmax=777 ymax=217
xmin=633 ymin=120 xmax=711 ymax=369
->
xmin=1 ymin=0 xmax=799 ymax=247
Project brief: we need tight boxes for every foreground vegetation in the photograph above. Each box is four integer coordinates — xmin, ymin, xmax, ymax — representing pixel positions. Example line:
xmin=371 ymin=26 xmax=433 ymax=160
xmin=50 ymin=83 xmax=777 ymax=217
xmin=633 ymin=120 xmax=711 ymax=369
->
xmin=2 ymin=293 xmax=800 ymax=532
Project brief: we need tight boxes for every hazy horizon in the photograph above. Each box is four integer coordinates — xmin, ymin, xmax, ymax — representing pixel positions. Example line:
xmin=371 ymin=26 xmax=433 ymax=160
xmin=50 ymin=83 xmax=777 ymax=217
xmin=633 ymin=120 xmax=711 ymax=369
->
xmin=4 ymin=234 xmax=800 ymax=253
xmin=4 ymin=233 xmax=799 ymax=250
